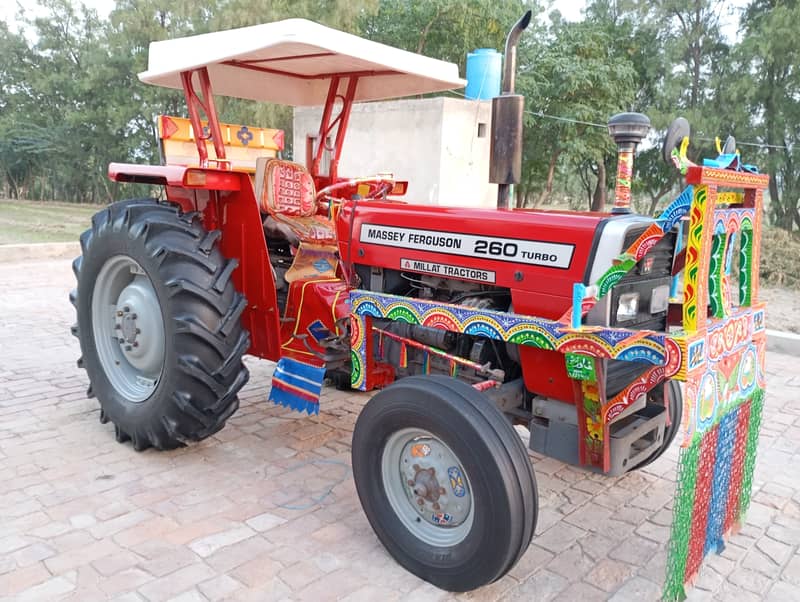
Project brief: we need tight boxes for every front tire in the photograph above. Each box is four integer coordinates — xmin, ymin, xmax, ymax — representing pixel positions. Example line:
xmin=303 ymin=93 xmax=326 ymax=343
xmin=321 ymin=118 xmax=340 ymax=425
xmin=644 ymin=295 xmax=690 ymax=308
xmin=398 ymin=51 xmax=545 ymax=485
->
xmin=352 ymin=375 xmax=538 ymax=592
xmin=71 ymin=199 xmax=250 ymax=450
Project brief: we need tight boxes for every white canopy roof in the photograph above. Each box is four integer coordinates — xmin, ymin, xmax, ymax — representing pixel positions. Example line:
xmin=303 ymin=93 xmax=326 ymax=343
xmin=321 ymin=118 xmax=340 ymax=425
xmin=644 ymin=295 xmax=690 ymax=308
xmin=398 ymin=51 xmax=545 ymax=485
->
xmin=139 ymin=18 xmax=466 ymax=106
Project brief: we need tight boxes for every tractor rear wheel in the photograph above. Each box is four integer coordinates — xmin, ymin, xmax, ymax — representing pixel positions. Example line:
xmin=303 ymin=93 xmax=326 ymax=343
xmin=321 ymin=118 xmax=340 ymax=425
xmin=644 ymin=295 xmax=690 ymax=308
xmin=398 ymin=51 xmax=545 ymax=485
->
xmin=351 ymin=375 xmax=538 ymax=592
xmin=70 ymin=199 xmax=250 ymax=450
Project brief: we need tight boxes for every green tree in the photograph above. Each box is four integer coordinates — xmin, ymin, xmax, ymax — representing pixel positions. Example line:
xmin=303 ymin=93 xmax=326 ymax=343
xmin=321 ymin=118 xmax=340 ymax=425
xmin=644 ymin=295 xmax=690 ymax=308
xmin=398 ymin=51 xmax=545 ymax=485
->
xmin=0 ymin=21 xmax=39 ymax=198
xmin=736 ymin=0 xmax=800 ymax=230
xmin=515 ymin=14 xmax=636 ymax=208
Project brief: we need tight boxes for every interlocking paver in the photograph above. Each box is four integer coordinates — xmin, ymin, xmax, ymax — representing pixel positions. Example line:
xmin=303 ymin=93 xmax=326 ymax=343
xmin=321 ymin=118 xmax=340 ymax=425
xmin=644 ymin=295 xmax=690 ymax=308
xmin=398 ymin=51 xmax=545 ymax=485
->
xmin=0 ymin=257 xmax=797 ymax=601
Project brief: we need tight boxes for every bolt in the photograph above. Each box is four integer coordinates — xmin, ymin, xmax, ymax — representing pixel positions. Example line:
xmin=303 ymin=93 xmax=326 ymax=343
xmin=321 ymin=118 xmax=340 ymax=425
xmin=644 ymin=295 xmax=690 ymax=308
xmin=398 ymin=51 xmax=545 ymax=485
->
xmin=407 ymin=479 xmax=415 ymax=486
xmin=432 ymin=502 xmax=440 ymax=511
xmin=125 ymin=345 xmax=132 ymax=351
xmin=115 ymin=324 xmax=121 ymax=330
xmin=123 ymin=306 xmax=130 ymax=312
xmin=135 ymin=328 xmax=141 ymax=334
xmin=118 ymin=338 xmax=125 ymax=344
xmin=416 ymin=498 xmax=424 ymax=506
xmin=132 ymin=342 xmax=139 ymax=348
xmin=439 ymin=487 xmax=446 ymax=495
xmin=116 ymin=311 xmax=123 ymax=317
xmin=131 ymin=313 xmax=137 ymax=320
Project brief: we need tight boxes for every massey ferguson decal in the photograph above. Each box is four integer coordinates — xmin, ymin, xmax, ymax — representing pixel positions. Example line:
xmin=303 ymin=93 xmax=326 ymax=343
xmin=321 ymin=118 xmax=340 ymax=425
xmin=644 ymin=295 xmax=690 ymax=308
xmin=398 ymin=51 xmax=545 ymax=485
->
xmin=361 ymin=224 xmax=574 ymax=269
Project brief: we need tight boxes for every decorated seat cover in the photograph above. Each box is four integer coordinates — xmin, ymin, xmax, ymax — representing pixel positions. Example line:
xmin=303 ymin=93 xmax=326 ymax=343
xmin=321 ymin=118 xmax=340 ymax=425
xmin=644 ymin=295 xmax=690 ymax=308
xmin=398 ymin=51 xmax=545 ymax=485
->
xmin=259 ymin=159 xmax=337 ymax=244
xmin=264 ymin=159 xmax=316 ymax=216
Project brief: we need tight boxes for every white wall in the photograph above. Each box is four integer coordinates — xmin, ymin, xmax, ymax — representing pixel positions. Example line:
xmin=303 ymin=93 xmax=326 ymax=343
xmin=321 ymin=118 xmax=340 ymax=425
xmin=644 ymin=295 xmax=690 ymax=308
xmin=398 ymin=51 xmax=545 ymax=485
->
xmin=293 ymin=97 xmax=497 ymax=208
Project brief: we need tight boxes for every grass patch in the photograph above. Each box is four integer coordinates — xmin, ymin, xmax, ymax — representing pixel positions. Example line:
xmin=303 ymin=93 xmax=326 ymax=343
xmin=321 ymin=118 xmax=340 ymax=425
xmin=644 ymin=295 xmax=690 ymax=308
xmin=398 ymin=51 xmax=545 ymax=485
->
xmin=0 ymin=199 xmax=99 ymax=244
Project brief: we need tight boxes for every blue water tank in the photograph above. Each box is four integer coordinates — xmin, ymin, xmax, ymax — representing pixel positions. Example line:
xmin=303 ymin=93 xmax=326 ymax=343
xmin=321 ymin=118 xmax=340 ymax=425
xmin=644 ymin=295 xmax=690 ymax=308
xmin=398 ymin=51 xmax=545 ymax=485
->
xmin=465 ymin=48 xmax=501 ymax=100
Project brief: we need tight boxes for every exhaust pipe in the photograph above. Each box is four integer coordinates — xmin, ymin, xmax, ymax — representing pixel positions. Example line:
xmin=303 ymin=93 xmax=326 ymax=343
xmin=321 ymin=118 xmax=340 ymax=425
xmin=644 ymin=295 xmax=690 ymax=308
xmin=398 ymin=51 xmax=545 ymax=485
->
xmin=490 ymin=10 xmax=532 ymax=210
xmin=501 ymin=10 xmax=532 ymax=95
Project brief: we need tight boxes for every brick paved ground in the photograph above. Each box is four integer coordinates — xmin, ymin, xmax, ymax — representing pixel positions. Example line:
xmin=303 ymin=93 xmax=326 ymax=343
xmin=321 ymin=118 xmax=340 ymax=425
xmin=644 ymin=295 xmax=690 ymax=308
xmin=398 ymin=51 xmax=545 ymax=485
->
xmin=0 ymin=258 xmax=797 ymax=601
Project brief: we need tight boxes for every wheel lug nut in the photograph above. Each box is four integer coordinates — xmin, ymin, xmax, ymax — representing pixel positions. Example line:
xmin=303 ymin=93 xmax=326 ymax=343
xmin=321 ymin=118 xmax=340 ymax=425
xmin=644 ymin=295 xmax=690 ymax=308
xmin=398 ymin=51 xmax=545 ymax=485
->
xmin=131 ymin=313 xmax=137 ymax=319
xmin=125 ymin=345 xmax=132 ymax=351
xmin=116 ymin=311 xmax=123 ymax=317
xmin=115 ymin=324 xmax=121 ymax=330
xmin=416 ymin=498 xmax=424 ymax=506
xmin=407 ymin=479 xmax=415 ymax=486
xmin=123 ymin=306 xmax=130 ymax=312
xmin=432 ymin=502 xmax=440 ymax=511
xmin=135 ymin=328 xmax=141 ymax=334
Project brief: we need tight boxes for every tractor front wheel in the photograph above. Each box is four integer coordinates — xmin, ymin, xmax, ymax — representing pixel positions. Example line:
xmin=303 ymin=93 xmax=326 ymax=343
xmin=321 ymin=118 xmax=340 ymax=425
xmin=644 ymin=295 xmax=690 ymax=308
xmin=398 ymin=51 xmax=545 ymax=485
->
xmin=351 ymin=375 xmax=538 ymax=592
xmin=71 ymin=199 xmax=250 ymax=450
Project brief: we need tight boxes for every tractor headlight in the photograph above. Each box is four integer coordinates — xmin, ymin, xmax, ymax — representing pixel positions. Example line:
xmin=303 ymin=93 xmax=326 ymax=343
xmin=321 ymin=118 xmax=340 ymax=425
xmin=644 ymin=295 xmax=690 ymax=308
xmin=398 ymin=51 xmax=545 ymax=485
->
xmin=650 ymin=285 xmax=671 ymax=314
xmin=616 ymin=292 xmax=640 ymax=323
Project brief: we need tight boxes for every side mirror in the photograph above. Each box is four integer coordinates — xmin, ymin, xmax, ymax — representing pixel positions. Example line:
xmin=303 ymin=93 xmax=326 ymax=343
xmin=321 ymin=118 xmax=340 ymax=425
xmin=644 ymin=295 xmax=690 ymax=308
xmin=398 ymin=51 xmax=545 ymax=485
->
xmin=661 ymin=117 xmax=691 ymax=165
xmin=721 ymin=135 xmax=736 ymax=155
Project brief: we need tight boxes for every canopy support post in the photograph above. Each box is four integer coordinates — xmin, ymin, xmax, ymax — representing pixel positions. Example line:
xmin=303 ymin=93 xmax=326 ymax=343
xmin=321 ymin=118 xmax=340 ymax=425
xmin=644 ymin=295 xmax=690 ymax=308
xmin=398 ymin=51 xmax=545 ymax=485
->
xmin=311 ymin=75 xmax=359 ymax=183
xmin=180 ymin=68 xmax=227 ymax=168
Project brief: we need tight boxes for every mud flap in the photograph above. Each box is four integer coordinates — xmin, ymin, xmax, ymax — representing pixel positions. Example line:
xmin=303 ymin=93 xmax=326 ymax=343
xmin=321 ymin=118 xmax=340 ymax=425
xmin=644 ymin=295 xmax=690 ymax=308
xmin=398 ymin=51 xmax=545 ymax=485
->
xmin=269 ymin=357 xmax=325 ymax=415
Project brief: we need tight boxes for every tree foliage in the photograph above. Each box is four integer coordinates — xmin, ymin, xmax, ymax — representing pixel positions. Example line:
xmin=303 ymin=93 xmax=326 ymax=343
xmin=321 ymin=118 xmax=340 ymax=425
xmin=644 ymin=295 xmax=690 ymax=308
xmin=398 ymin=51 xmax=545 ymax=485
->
xmin=0 ymin=0 xmax=798 ymax=233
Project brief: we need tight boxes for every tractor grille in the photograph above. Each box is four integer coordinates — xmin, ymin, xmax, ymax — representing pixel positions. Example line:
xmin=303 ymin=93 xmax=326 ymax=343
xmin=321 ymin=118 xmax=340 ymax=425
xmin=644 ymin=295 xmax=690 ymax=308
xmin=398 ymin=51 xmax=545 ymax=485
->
xmin=608 ymin=227 xmax=676 ymax=331
xmin=619 ymin=227 xmax=676 ymax=280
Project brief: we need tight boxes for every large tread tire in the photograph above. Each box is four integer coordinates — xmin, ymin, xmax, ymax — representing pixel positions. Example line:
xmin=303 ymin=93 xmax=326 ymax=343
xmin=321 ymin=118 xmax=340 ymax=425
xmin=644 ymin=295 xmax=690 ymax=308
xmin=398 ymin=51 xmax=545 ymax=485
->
xmin=351 ymin=375 xmax=538 ymax=592
xmin=631 ymin=379 xmax=683 ymax=470
xmin=70 ymin=198 xmax=250 ymax=451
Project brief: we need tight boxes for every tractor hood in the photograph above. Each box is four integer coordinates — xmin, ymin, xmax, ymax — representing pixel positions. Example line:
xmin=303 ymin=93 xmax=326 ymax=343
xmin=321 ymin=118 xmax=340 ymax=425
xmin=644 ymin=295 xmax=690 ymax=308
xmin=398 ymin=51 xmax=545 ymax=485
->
xmin=336 ymin=202 xmax=648 ymax=301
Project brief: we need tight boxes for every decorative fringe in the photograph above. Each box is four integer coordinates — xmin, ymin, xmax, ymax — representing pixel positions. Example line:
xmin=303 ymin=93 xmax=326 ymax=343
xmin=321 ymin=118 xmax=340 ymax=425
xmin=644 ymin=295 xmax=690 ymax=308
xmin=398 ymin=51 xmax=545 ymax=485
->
xmin=268 ymin=357 xmax=324 ymax=416
xmin=399 ymin=343 xmax=408 ymax=368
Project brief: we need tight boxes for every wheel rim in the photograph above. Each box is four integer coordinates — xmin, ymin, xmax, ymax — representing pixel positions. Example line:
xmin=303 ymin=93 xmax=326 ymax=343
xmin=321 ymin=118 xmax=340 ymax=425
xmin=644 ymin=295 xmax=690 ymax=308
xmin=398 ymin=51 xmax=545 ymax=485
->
xmin=91 ymin=255 xmax=165 ymax=403
xmin=381 ymin=428 xmax=474 ymax=547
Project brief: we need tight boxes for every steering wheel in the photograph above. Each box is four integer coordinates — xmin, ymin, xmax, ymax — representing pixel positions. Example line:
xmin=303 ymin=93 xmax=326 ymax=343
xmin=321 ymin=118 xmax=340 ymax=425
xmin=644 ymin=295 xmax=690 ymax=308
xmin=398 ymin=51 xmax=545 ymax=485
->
xmin=315 ymin=176 xmax=395 ymax=206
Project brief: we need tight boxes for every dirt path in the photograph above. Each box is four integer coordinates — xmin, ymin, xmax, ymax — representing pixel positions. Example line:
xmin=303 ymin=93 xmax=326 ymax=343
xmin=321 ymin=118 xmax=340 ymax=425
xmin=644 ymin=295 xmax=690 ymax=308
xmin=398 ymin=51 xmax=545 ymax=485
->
xmin=762 ymin=286 xmax=800 ymax=334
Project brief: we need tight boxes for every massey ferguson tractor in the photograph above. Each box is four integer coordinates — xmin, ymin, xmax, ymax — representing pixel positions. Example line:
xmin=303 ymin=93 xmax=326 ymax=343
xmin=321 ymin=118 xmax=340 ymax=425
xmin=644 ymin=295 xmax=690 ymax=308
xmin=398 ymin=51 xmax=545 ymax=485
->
xmin=71 ymin=12 xmax=768 ymax=593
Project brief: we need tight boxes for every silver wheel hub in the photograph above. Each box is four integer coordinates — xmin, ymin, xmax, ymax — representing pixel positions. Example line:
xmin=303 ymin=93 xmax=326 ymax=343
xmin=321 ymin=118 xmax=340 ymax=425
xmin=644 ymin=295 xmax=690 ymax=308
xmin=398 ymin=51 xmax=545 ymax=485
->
xmin=382 ymin=429 xmax=474 ymax=546
xmin=114 ymin=279 xmax=164 ymax=375
xmin=91 ymin=255 xmax=165 ymax=403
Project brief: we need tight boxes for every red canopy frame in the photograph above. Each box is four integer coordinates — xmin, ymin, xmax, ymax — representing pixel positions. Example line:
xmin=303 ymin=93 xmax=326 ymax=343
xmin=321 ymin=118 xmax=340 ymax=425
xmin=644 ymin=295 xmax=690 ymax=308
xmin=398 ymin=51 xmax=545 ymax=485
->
xmin=179 ymin=59 xmax=360 ymax=184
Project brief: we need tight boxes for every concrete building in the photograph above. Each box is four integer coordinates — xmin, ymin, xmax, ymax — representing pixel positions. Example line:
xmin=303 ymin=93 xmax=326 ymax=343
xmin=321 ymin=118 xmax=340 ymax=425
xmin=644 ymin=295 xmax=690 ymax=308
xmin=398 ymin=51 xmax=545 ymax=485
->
xmin=293 ymin=97 xmax=497 ymax=208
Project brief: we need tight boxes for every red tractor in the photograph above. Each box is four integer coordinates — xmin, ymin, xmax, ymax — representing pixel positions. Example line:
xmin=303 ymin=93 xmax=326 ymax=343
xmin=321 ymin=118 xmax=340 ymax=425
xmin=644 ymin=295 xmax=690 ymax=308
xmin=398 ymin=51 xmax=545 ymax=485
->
xmin=72 ymin=14 xmax=762 ymax=592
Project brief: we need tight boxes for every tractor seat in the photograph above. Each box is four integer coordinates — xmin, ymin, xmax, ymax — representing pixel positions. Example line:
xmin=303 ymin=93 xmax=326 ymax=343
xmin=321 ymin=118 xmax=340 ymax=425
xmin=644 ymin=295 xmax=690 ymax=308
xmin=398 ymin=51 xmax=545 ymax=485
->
xmin=255 ymin=158 xmax=336 ymax=244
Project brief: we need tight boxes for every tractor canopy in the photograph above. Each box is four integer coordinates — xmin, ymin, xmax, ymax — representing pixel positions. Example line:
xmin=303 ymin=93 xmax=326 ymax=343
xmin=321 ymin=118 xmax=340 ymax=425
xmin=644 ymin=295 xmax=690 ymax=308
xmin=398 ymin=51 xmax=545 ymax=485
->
xmin=138 ymin=18 xmax=466 ymax=106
